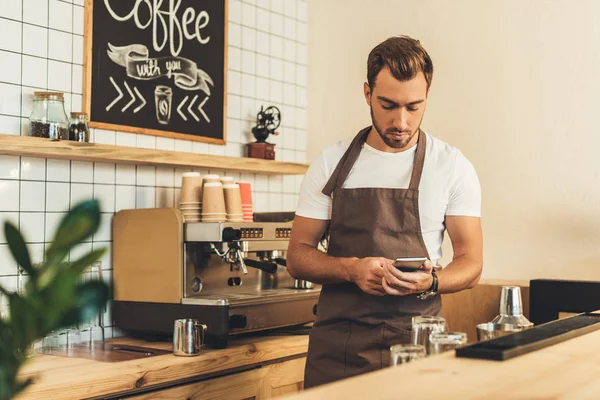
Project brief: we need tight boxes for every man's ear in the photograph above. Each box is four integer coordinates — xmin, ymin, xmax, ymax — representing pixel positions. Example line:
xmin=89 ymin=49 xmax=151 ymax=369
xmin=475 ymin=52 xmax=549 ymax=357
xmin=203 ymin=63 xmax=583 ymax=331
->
xmin=364 ymin=82 xmax=371 ymax=106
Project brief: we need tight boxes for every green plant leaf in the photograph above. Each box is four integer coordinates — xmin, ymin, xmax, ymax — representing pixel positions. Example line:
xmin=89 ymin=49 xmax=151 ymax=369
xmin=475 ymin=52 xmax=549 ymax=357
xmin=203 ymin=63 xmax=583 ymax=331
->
xmin=4 ymin=223 xmax=35 ymax=277
xmin=69 ymin=248 xmax=107 ymax=276
xmin=46 ymin=200 xmax=101 ymax=257
xmin=75 ymin=280 xmax=110 ymax=322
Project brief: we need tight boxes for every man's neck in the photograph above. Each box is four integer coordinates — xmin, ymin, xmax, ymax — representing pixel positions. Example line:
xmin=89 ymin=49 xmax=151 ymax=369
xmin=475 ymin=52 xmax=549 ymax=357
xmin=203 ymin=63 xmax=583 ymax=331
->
xmin=365 ymin=126 xmax=419 ymax=153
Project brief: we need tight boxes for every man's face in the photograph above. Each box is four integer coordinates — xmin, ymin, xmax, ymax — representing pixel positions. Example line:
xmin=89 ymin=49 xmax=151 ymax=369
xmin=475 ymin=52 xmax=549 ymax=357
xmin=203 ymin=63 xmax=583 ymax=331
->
xmin=364 ymin=68 xmax=429 ymax=149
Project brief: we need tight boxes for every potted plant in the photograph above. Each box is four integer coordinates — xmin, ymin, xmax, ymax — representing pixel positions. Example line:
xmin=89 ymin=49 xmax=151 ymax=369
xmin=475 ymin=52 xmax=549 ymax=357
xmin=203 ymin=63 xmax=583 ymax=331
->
xmin=0 ymin=199 xmax=110 ymax=400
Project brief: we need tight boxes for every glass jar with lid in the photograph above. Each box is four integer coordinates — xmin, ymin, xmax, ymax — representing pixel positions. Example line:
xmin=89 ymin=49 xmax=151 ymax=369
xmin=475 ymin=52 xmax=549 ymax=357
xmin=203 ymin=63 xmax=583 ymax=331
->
xmin=28 ymin=91 xmax=69 ymax=141
xmin=69 ymin=112 xmax=90 ymax=142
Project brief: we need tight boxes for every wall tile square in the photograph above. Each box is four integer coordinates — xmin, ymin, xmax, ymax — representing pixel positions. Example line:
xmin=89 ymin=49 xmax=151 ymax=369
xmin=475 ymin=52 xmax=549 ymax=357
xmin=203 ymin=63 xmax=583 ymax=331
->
xmin=0 ymin=0 xmax=21 ymax=20
xmin=0 ymin=18 xmax=22 ymax=53
xmin=136 ymin=186 xmax=155 ymax=209
xmin=155 ymin=187 xmax=174 ymax=208
xmin=49 ymin=0 xmax=73 ymax=32
xmin=72 ymin=64 xmax=83 ymax=94
xmin=0 ymin=83 xmax=21 ymax=117
xmin=115 ymin=132 xmax=137 ymax=147
xmin=48 ymin=29 xmax=72 ymax=63
xmin=21 ymin=55 xmax=46 ymax=88
xmin=156 ymin=137 xmax=175 ymax=151
xmin=156 ymin=167 xmax=174 ymax=187
xmin=242 ymin=3 xmax=256 ymax=28
xmin=115 ymin=165 xmax=136 ymax=185
xmin=241 ymin=50 xmax=256 ymax=75
xmin=22 ymin=24 xmax=48 ymax=57
xmin=137 ymin=134 xmax=156 ymax=149
xmin=23 ymin=0 xmax=48 ymax=26
xmin=0 ymin=245 xmax=18 ymax=275
xmin=71 ymin=161 xmax=93 ymax=183
xmin=228 ymin=46 xmax=241 ymax=71
xmin=94 ymin=163 xmax=116 ymax=184
xmin=20 ymin=212 xmax=45 ymax=243
xmin=94 ymin=184 xmax=115 ymax=213
xmin=115 ymin=185 xmax=136 ymax=212
xmin=0 ymin=155 xmax=20 ymax=180
xmin=70 ymin=183 xmax=93 ymax=208
xmin=48 ymin=60 xmax=71 ymax=92
xmin=46 ymin=182 xmax=70 ymax=212
xmin=20 ymin=181 xmax=45 ymax=212
xmin=0 ymin=51 xmax=21 ymax=84
xmin=46 ymin=159 xmax=70 ymax=182
xmin=241 ymin=26 xmax=256 ymax=52
xmin=136 ymin=166 xmax=156 ymax=187
xmin=228 ymin=22 xmax=241 ymax=47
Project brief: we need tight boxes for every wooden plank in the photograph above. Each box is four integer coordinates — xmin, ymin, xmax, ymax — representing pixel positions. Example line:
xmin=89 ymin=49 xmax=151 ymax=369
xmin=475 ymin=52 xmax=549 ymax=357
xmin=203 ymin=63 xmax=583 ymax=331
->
xmin=16 ymin=335 xmax=309 ymax=400
xmin=0 ymin=134 xmax=308 ymax=175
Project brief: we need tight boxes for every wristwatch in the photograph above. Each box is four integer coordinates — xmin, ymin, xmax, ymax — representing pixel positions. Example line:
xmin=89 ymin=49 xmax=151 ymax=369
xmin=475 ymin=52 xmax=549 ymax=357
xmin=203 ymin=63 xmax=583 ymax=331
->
xmin=417 ymin=270 xmax=438 ymax=300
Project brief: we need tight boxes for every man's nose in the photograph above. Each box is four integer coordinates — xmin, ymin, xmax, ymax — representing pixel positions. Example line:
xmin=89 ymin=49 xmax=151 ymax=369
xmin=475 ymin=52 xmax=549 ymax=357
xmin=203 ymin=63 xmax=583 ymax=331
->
xmin=392 ymin=109 xmax=409 ymax=131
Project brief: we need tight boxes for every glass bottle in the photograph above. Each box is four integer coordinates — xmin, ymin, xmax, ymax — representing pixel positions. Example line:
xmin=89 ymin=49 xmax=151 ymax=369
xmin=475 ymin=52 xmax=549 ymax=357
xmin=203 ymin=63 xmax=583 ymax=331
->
xmin=68 ymin=112 xmax=90 ymax=142
xmin=28 ymin=91 xmax=69 ymax=141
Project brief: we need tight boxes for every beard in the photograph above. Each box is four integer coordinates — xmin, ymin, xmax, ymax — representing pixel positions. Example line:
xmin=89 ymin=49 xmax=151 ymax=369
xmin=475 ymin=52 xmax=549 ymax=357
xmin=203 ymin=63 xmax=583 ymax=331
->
xmin=370 ymin=107 xmax=418 ymax=149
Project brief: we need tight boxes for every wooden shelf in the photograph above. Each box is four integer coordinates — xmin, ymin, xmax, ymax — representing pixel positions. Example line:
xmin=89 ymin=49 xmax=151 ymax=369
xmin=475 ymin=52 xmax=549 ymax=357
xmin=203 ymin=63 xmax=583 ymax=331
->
xmin=0 ymin=134 xmax=309 ymax=175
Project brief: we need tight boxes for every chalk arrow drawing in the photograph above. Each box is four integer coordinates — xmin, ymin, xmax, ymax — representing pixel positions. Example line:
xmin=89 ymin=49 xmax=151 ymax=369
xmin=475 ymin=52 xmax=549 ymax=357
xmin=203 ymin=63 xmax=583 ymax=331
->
xmin=177 ymin=96 xmax=189 ymax=121
xmin=198 ymin=96 xmax=210 ymax=123
xmin=187 ymin=95 xmax=199 ymax=122
xmin=121 ymin=81 xmax=135 ymax=112
xmin=133 ymin=87 xmax=146 ymax=113
xmin=106 ymin=77 xmax=123 ymax=112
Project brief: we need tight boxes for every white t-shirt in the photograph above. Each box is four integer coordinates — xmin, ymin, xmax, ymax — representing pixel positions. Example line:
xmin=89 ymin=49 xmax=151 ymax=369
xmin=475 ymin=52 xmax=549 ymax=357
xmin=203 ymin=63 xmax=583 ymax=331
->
xmin=295 ymin=131 xmax=481 ymax=263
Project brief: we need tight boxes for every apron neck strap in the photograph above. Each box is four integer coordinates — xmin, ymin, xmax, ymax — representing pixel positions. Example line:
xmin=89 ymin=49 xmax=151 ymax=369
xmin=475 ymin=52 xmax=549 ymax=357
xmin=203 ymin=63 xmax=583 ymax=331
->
xmin=321 ymin=128 xmax=427 ymax=196
xmin=408 ymin=130 xmax=427 ymax=190
xmin=322 ymin=127 xmax=370 ymax=196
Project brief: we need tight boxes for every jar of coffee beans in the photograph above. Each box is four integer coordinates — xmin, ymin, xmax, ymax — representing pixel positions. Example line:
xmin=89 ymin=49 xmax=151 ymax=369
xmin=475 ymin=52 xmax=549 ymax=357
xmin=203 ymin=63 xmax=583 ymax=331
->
xmin=69 ymin=112 xmax=90 ymax=142
xmin=28 ymin=91 xmax=69 ymax=141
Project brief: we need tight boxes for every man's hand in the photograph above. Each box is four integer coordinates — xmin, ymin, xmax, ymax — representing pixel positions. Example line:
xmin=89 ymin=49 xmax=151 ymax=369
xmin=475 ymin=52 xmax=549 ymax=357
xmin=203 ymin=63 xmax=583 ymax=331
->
xmin=382 ymin=260 xmax=434 ymax=296
xmin=348 ymin=257 xmax=393 ymax=296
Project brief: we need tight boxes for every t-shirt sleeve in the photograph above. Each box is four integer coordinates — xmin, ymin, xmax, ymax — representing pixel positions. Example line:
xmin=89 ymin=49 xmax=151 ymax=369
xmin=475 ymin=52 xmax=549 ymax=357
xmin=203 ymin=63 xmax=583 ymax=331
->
xmin=445 ymin=150 xmax=481 ymax=217
xmin=295 ymin=150 xmax=333 ymax=220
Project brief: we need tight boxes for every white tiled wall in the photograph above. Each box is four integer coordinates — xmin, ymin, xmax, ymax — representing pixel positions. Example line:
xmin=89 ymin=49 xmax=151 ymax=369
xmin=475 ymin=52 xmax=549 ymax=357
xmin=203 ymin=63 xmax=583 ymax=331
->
xmin=0 ymin=0 xmax=308 ymax=338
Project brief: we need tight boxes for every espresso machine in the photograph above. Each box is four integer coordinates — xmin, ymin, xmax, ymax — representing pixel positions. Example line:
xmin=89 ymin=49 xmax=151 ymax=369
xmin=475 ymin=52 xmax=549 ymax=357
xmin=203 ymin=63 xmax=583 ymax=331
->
xmin=112 ymin=208 xmax=319 ymax=347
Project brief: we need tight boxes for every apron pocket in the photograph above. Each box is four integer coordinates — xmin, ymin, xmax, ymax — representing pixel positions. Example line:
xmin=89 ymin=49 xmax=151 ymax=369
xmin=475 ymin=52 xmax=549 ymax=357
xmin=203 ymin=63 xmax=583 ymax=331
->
xmin=382 ymin=322 xmax=412 ymax=367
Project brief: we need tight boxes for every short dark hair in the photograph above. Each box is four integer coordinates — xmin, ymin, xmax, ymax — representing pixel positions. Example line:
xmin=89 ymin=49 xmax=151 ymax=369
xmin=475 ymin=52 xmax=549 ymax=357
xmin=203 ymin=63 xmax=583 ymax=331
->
xmin=367 ymin=36 xmax=433 ymax=89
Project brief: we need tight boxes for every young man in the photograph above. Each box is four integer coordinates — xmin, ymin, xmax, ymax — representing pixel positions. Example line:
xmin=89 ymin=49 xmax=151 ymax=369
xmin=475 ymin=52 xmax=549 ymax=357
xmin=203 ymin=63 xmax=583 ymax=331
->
xmin=287 ymin=36 xmax=483 ymax=388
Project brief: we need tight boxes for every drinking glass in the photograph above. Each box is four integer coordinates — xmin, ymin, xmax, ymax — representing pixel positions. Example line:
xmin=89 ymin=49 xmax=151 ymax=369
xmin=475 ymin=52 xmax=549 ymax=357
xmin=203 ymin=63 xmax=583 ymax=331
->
xmin=411 ymin=315 xmax=448 ymax=354
xmin=428 ymin=332 xmax=468 ymax=355
xmin=390 ymin=344 xmax=427 ymax=366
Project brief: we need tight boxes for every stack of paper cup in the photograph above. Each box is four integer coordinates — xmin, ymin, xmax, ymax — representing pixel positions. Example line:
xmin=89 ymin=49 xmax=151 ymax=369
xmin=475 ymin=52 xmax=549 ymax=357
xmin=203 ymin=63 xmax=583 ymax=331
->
xmin=238 ymin=182 xmax=253 ymax=222
xmin=223 ymin=184 xmax=244 ymax=222
xmin=202 ymin=182 xmax=227 ymax=222
xmin=220 ymin=176 xmax=234 ymax=186
xmin=203 ymin=174 xmax=220 ymax=184
xmin=179 ymin=172 xmax=202 ymax=222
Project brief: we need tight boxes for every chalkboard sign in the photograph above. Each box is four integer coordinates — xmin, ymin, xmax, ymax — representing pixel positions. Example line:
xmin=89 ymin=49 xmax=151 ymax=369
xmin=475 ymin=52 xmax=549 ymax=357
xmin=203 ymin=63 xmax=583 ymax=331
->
xmin=83 ymin=0 xmax=227 ymax=144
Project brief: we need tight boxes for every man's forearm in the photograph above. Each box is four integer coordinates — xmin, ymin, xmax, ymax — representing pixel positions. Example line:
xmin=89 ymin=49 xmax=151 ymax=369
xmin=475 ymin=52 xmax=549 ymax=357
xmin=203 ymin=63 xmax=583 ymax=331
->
xmin=436 ymin=255 xmax=483 ymax=294
xmin=287 ymin=243 xmax=357 ymax=284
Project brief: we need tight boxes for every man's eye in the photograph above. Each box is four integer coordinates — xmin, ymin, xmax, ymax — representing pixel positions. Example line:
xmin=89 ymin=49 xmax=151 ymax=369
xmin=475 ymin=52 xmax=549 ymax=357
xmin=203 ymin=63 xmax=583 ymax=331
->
xmin=382 ymin=104 xmax=395 ymax=110
xmin=407 ymin=106 xmax=418 ymax=112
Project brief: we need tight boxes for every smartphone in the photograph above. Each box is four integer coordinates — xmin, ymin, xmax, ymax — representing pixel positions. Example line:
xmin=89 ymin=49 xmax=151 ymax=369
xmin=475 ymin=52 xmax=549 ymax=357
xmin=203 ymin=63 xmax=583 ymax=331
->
xmin=394 ymin=257 xmax=427 ymax=272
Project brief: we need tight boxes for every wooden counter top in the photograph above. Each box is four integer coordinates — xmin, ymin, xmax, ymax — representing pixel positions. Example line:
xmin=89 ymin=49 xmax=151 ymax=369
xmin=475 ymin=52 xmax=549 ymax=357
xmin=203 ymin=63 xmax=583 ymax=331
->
xmin=17 ymin=333 xmax=309 ymax=399
xmin=282 ymin=324 xmax=600 ymax=400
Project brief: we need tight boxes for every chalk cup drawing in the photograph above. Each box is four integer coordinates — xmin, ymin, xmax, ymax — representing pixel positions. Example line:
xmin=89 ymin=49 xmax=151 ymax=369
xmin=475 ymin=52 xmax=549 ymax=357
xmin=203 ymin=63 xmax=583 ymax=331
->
xmin=155 ymin=85 xmax=173 ymax=125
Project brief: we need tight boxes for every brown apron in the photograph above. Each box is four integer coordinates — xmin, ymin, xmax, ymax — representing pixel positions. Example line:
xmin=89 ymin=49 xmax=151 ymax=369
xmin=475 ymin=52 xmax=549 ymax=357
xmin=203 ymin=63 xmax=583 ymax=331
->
xmin=303 ymin=127 xmax=442 ymax=389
